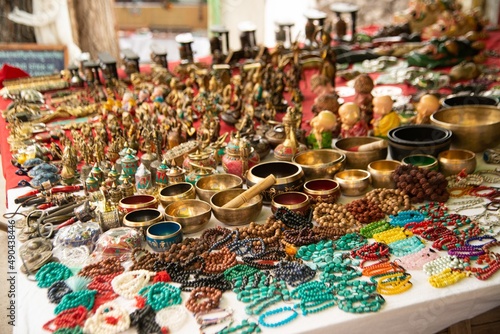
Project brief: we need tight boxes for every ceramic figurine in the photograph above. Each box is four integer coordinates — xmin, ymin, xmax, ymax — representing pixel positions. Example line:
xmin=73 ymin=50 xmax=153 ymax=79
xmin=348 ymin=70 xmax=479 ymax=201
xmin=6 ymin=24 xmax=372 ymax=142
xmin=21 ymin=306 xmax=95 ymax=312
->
xmin=310 ymin=74 xmax=335 ymax=97
xmin=312 ymin=92 xmax=340 ymax=117
xmin=353 ymin=74 xmax=374 ymax=124
xmin=371 ymin=95 xmax=401 ymax=138
xmin=414 ymin=94 xmax=440 ymax=124
xmin=307 ymin=110 xmax=337 ymax=149
xmin=338 ymin=102 xmax=369 ymax=138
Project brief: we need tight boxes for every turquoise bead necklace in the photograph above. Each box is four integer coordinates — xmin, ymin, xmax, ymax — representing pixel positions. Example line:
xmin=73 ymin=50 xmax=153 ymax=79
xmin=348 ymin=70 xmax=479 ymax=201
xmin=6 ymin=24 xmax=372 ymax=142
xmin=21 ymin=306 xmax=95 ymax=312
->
xmin=333 ymin=280 xmax=377 ymax=299
xmin=139 ymin=282 xmax=182 ymax=311
xmin=333 ymin=233 xmax=367 ymax=250
xmin=389 ymin=210 xmax=425 ymax=227
xmin=388 ymin=236 xmax=425 ymax=257
xmin=296 ymin=239 xmax=334 ymax=271
xmin=36 ymin=262 xmax=73 ymax=288
xmin=291 ymin=281 xmax=336 ymax=316
xmin=258 ymin=306 xmax=298 ymax=328
xmin=54 ymin=289 xmax=97 ymax=315
xmin=224 ymin=264 xmax=260 ymax=282
xmin=218 ymin=319 xmax=261 ymax=334
xmin=337 ymin=294 xmax=385 ymax=313
xmin=320 ymin=262 xmax=362 ymax=283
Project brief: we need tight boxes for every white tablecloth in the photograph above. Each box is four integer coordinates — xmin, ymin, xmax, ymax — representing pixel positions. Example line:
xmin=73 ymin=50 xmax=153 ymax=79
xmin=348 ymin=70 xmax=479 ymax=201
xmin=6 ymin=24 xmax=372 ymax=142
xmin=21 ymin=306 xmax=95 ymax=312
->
xmin=8 ymin=156 xmax=500 ymax=334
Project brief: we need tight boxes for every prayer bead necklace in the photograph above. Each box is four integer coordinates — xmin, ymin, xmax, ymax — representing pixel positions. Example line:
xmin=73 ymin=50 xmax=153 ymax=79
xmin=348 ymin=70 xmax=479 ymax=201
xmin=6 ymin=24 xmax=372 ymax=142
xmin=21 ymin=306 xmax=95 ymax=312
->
xmin=83 ymin=301 xmax=130 ymax=334
xmin=423 ymin=255 xmax=468 ymax=276
xmin=428 ymin=268 xmax=468 ymax=288
xmin=388 ymin=236 xmax=425 ymax=257
xmin=111 ymin=270 xmax=153 ymax=299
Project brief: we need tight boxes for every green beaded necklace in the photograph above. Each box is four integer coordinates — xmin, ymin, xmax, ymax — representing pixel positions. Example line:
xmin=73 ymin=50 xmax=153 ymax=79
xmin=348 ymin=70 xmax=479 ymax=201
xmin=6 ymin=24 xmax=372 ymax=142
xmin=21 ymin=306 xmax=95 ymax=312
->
xmin=334 ymin=233 xmax=367 ymax=250
xmin=36 ymin=262 xmax=73 ymax=288
xmin=54 ymin=290 xmax=97 ymax=315
xmin=139 ymin=282 xmax=182 ymax=311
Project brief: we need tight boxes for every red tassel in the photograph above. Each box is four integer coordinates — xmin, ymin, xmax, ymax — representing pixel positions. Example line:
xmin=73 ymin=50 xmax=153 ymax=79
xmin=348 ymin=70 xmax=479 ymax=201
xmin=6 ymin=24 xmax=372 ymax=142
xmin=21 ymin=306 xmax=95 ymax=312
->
xmin=135 ymin=295 xmax=146 ymax=308
xmin=153 ymin=271 xmax=171 ymax=283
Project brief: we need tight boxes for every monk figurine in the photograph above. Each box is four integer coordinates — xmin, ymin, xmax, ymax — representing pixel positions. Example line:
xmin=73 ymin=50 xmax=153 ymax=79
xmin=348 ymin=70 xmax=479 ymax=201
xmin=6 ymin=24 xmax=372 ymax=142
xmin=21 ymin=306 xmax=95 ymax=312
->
xmin=307 ymin=110 xmax=337 ymax=149
xmin=372 ymin=95 xmax=400 ymax=138
xmin=353 ymin=74 xmax=374 ymax=124
xmin=414 ymin=94 xmax=440 ymax=124
xmin=338 ymin=102 xmax=369 ymax=138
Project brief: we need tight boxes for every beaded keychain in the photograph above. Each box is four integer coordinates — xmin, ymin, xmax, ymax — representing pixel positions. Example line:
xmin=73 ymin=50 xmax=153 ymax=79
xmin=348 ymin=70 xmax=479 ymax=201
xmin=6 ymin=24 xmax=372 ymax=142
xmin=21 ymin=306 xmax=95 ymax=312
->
xmin=83 ymin=301 xmax=131 ymax=334
xmin=388 ymin=236 xmax=425 ymax=257
xmin=423 ymin=255 xmax=469 ymax=276
xmin=334 ymin=233 xmax=367 ymax=250
xmin=360 ymin=219 xmax=392 ymax=238
xmin=111 ymin=270 xmax=154 ymax=299
xmin=428 ymin=268 xmax=468 ymax=288
xmin=373 ymin=272 xmax=413 ymax=295
xmin=362 ymin=261 xmax=405 ymax=277
xmin=373 ymin=227 xmax=413 ymax=244
xmin=396 ymin=247 xmax=441 ymax=270
xmin=389 ymin=210 xmax=425 ymax=227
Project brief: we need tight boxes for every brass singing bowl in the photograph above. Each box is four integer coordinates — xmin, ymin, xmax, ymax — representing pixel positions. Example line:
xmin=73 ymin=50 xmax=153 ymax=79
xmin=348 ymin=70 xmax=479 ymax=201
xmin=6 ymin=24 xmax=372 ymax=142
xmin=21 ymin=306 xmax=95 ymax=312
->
xmin=438 ymin=149 xmax=477 ymax=177
xmin=334 ymin=137 xmax=388 ymax=169
xmin=334 ymin=169 xmax=372 ymax=197
xmin=164 ymin=199 xmax=212 ymax=234
xmin=195 ymin=174 xmax=243 ymax=203
xmin=118 ymin=194 xmax=159 ymax=214
xmin=430 ymin=105 xmax=500 ymax=152
xmin=159 ymin=182 xmax=196 ymax=208
xmin=292 ymin=149 xmax=346 ymax=181
xmin=210 ymin=188 xmax=263 ymax=226
xmin=401 ymin=154 xmax=439 ymax=170
xmin=367 ymin=160 xmax=401 ymax=189
xmin=303 ymin=179 xmax=341 ymax=205
xmin=271 ymin=191 xmax=311 ymax=215
xmin=123 ymin=208 xmax=164 ymax=229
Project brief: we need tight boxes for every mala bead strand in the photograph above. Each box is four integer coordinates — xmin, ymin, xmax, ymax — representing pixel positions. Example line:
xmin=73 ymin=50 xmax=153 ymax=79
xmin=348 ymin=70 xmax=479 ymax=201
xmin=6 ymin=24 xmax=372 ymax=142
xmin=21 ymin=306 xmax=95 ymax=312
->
xmin=53 ymin=327 xmax=83 ymax=334
xmin=161 ymin=237 xmax=211 ymax=265
xmin=139 ymin=282 xmax=182 ymax=311
xmin=311 ymin=225 xmax=345 ymax=240
xmin=396 ymin=247 xmax=440 ymax=270
xmin=155 ymin=305 xmax=188 ymax=332
xmin=42 ymin=306 xmax=88 ymax=333
xmin=334 ymin=280 xmax=385 ymax=314
xmin=237 ymin=219 xmax=284 ymax=247
xmin=375 ymin=272 xmax=413 ymax=295
xmin=362 ymin=261 xmax=405 ymax=277
xmin=258 ymin=306 xmax=298 ymax=328
xmin=393 ymin=164 xmax=449 ymax=203
xmin=111 ymin=270 xmax=153 ymax=299
xmin=292 ymin=281 xmax=336 ymax=316
xmin=36 ymin=262 xmax=73 ymax=288
xmin=313 ymin=203 xmax=362 ymax=234
xmin=202 ymin=247 xmax=238 ymax=274
xmin=389 ymin=210 xmax=425 ymax=227
xmin=274 ymin=206 xmax=313 ymax=229
xmin=365 ymin=188 xmax=412 ymax=215
xmin=130 ymin=249 xmax=160 ymax=271
xmin=359 ymin=220 xmax=392 ymax=238
xmin=373 ymin=227 xmax=413 ymax=244
xmin=388 ymin=236 xmax=425 ymax=257
xmin=283 ymin=227 xmax=321 ymax=246
xmin=48 ymin=280 xmax=73 ymax=304
xmin=351 ymin=242 xmax=390 ymax=261
xmin=345 ymin=198 xmax=386 ymax=225
xmin=202 ymin=226 xmax=234 ymax=250
xmin=54 ymin=290 xmax=97 ymax=315
xmin=130 ymin=304 xmax=162 ymax=334
xmin=428 ymin=268 xmax=468 ymax=288
xmin=273 ymin=261 xmax=316 ymax=286
xmin=334 ymin=233 xmax=367 ymax=250
xmin=88 ymin=273 xmax=121 ymax=294
xmin=185 ymin=286 xmax=223 ymax=313
xmin=296 ymin=239 xmax=335 ymax=270
xmin=83 ymin=301 xmax=130 ymax=334
xmin=78 ymin=257 xmax=123 ymax=278
xmin=423 ymin=255 xmax=468 ymax=276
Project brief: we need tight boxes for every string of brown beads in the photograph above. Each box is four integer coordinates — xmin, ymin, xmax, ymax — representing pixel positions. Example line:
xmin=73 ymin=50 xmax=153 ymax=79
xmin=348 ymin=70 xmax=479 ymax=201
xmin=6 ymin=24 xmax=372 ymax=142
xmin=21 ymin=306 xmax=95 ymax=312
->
xmin=161 ymin=237 xmax=211 ymax=266
xmin=311 ymin=225 xmax=345 ymax=240
xmin=202 ymin=247 xmax=238 ymax=274
xmin=392 ymin=164 xmax=449 ymax=203
xmin=313 ymin=202 xmax=362 ymax=233
xmin=185 ymin=287 xmax=222 ymax=313
xmin=78 ymin=257 xmax=123 ymax=278
xmin=364 ymin=188 xmax=412 ymax=215
xmin=130 ymin=248 xmax=160 ymax=271
xmin=283 ymin=227 xmax=321 ymax=246
xmin=201 ymin=226 xmax=234 ymax=250
xmin=345 ymin=198 xmax=386 ymax=225
xmin=237 ymin=220 xmax=284 ymax=247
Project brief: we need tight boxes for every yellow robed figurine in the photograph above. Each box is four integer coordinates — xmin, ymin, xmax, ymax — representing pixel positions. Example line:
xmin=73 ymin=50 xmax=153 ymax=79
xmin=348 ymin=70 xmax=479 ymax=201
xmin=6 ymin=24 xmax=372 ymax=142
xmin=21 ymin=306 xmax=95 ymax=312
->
xmin=372 ymin=95 xmax=400 ymax=138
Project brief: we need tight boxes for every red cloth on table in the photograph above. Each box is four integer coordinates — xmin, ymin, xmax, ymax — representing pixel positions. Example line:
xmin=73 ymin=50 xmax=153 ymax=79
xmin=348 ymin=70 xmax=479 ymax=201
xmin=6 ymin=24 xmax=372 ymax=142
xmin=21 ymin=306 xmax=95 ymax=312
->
xmin=0 ymin=64 xmax=30 ymax=89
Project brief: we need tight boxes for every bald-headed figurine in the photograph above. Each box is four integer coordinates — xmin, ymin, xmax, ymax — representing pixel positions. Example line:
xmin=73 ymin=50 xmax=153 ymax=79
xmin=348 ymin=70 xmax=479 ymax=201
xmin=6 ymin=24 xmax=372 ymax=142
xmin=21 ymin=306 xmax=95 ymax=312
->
xmin=415 ymin=94 xmax=440 ymax=124
xmin=307 ymin=110 xmax=338 ymax=149
xmin=372 ymin=95 xmax=400 ymax=138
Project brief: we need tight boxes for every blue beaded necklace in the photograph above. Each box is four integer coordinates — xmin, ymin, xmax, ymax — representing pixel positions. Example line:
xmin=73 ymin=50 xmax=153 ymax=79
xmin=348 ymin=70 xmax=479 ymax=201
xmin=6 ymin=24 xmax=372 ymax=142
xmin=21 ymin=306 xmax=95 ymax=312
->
xmin=389 ymin=210 xmax=425 ymax=227
xmin=258 ymin=306 xmax=298 ymax=328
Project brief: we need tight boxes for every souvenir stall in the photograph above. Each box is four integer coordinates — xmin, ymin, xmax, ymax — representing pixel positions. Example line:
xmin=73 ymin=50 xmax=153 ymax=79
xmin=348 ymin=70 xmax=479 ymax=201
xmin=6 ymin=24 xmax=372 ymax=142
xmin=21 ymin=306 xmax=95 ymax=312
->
xmin=2 ymin=1 xmax=500 ymax=333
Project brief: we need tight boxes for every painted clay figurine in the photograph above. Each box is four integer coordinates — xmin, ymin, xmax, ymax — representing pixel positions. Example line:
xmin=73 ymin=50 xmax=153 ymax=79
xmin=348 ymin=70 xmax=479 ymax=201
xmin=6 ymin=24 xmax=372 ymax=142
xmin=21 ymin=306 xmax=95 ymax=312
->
xmin=414 ymin=94 xmax=440 ymax=124
xmin=372 ymin=95 xmax=400 ymax=138
xmin=307 ymin=110 xmax=337 ymax=149
xmin=338 ymin=102 xmax=369 ymax=138
xmin=353 ymin=74 xmax=374 ymax=123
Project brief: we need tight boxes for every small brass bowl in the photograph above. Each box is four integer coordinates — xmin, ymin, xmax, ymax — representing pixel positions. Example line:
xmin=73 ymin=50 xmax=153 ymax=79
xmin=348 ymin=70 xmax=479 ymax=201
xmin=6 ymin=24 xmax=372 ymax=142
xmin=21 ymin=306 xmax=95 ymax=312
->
xmin=146 ymin=221 xmax=183 ymax=252
xmin=164 ymin=199 xmax=212 ymax=234
xmin=402 ymin=154 xmax=438 ymax=170
xmin=118 ymin=194 xmax=159 ymax=214
xmin=159 ymin=182 xmax=196 ymax=208
xmin=195 ymin=174 xmax=243 ymax=203
xmin=334 ymin=169 xmax=371 ymax=197
xmin=334 ymin=137 xmax=388 ymax=169
xmin=292 ymin=149 xmax=346 ymax=181
xmin=367 ymin=160 xmax=401 ymax=189
xmin=271 ymin=191 xmax=311 ymax=215
xmin=123 ymin=208 xmax=164 ymax=237
xmin=438 ymin=149 xmax=477 ymax=177
xmin=303 ymin=179 xmax=341 ymax=205
xmin=246 ymin=161 xmax=305 ymax=204
xmin=210 ymin=188 xmax=263 ymax=226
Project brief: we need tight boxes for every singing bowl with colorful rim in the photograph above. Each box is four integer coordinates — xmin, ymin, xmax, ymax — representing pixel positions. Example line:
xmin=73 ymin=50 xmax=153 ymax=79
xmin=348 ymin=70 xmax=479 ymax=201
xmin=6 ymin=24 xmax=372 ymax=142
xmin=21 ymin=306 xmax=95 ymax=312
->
xmin=246 ymin=161 xmax=305 ymax=204
xmin=164 ymin=199 xmax=212 ymax=234
xmin=437 ymin=149 xmax=477 ymax=177
xmin=210 ymin=188 xmax=263 ymax=226
xmin=292 ymin=149 xmax=346 ymax=181
xmin=146 ymin=221 xmax=183 ymax=252
xmin=387 ymin=125 xmax=452 ymax=161
xmin=195 ymin=174 xmax=243 ymax=203
xmin=271 ymin=191 xmax=311 ymax=215
xmin=430 ymin=105 xmax=500 ymax=152
xmin=303 ymin=179 xmax=341 ymax=205
xmin=367 ymin=160 xmax=401 ymax=189
xmin=158 ymin=182 xmax=196 ymax=208
xmin=334 ymin=169 xmax=371 ymax=197
xmin=122 ymin=208 xmax=164 ymax=233
xmin=118 ymin=194 xmax=158 ymax=214
xmin=334 ymin=137 xmax=388 ymax=170
xmin=401 ymin=154 xmax=439 ymax=170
